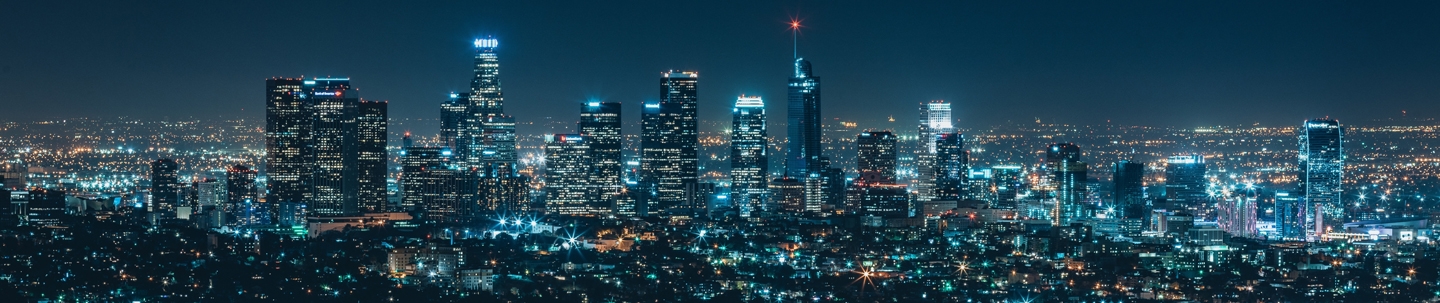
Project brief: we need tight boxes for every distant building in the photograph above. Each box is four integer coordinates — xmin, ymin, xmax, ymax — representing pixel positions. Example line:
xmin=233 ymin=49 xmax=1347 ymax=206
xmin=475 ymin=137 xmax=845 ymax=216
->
xmin=933 ymin=132 xmax=968 ymax=201
xmin=1165 ymin=154 xmax=1207 ymax=215
xmin=544 ymin=134 xmax=600 ymax=216
xmin=149 ymin=159 xmax=179 ymax=217
xmin=1274 ymin=190 xmax=1305 ymax=241
xmin=579 ymin=102 xmax=623 ymax=213
xmin=356 ymin=100 xmax=388 ymax=213
xmin=991 ymin=165 xmax=1023 ymax=209
xmin=308 ymin=78 xmax=359 ymax=216
xmin=1048 ymin=143 xmax=1087 ymax=226
xmin=1299 ymin=118 xmax=1344 ymax=235
xmin=770 ymin=177 xmax=804 ymax=214
xmin=915 ymin=100 xmax=953 ymax=203
xmin=786 ymin=58 xmax=823 ymax=177
xmin=264 ymin=78 xmax=312 ymax=206
xmin=1112 ymin=160 xmax=1146 ymax=236
xmin=856 ymin=131 xmax=898 ymax=184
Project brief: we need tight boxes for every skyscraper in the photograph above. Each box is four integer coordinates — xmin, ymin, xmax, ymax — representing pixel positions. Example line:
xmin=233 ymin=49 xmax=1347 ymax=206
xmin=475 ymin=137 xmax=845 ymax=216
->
xmin=308 ymin=78 xmax=359 ymax=216
xmin=440 ymin=92 xmax=469 ymax=151
xmin=916 ymin=101 xmax=953 ymax=202
xmin=856 ymin=131 xmax=898 ymax=184
xmin=400 ymin=146 xmax=450 ymax=210
xmin=991 ymin=165 xmax=1023 ymax=209
xmin=356 ymin=100 xmax=388 ymax=213
xmin=579 ymin=102 xmax=623 ymax=212
xmin=459 ymin=37 xmax=517 ymax=171
xmin=641 ymin=71 xmax=700 ymax=215
xmin=1164 ymin=154 xmax=1207 ymax=215
xmin=1112 ymin=160 xmax=1146 ymax=219
xmin=1048 ymin=143 xmax=1087 ymax=226
xmin=544 ymin=134 xmax=597 ymax=216
xmin=933 ymin=132 xmax=967 ymax=201
xmin=730 ymin=95 xmax=768 ymax=218
xmin=1299 ymin=118 xmax=1344 ymax=234
xmin=1218 ymin=196 xmax=1258 ymax=238
xmin=264 ymin=78 xmax=311 ymax=206
xmin=226 ymin=165 xmax=259 ymax=226
xmin=149 ymin=159 xmax=178 ymax=216
xmin=1273 ymin=190 xmax=1305 ymax=240
xmin=786 ymin=58 xmax=822 ymax=177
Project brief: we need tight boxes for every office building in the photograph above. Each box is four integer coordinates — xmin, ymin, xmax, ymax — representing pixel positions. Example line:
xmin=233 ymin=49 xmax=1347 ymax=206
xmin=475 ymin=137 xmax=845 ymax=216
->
xmin=992 ymin=165 xmax=1023 ymax=209
xmin=149 ymin=159 xmax=178 ymax=217
xmin=856 ymin=131 xmax=898 ymax=184
xmin=1112 ymin=160 xmax=1145 ymax=219
xmin=786 ymin=58 xmax=823 ymax=177
xmin=1165 ymin=154 xmax=1207 ymax=214
xmin=640 ymin=71 xmax=700 ymax=215
xmin=1299 ymin=118 xmax=1344 ymax=232
xmin=916 ymin=100 xmax=953 ymax=202
xmin=1048 ymin=144 xmax=1087 ymax=226
xmin=441 ymin=92 xmax=468 ymax=151
xmin=545 ymin=134 xmax=600 ymax=216
xmin=356 ymin=100 xmax=388 ymax=213
xmin=308 ymin=78 xmax=359 ymax=216
xmin=933 ymin=132 xmax=967 ymax=201
xmin=264 ymin=78 xmax=312 ymax=206
xmin=401 ymin=147 xmax=450 ymax=210
xmin=579 ymin=101 xmax=623 ymax=212
xmin=730 ymin=95 xmax=768 ymax=217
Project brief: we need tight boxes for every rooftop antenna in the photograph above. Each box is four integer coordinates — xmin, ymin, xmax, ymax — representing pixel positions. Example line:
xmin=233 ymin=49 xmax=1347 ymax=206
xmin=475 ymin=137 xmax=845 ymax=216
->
xmin=789 ymin=19 xmax=802 ymax=59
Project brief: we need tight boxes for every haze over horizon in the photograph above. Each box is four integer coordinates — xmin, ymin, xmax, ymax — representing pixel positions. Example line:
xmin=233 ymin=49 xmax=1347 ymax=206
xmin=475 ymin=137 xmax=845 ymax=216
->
xmin=5 ymin=1 xmax=1440 ymax=130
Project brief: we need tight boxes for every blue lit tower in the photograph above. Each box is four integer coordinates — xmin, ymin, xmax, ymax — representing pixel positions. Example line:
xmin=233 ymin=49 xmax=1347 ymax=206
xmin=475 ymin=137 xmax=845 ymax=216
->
xmin=933 ymin=132 xmax=968 ymax=201
xmin=307 ymin=78 xmax=359 ymax=216
xmin=579 ymin=101 xmax=623 ymax=212
xmin=1047 ymin=143 xmax=1087 ymax=226
xmin=461 ymin=37 xmax=518 ymax=172
xmin=1164 ymin=154 xmax=1207 ymax=216
xmin=264 ymin=78 xmax=312 ymax=207
xmin=440 ymin=92 xmax=468 ymax=151
xmin=786 ymin=58 xmax=823 ymax=177
xmin=1113 ymin=160 xmax=1146 ymax=236
xmin=730 ymin=95 xmax=768 ymax=218
xmin=544 ymin=134 xmax=597 ymax=216
xmin=1299 ymin=118 xmax=1344 ymax=235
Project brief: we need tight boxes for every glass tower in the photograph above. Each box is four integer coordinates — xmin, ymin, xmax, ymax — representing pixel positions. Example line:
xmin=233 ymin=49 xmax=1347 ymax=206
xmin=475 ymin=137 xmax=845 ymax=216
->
xmin=730 ymin=95 xmax=768 ymax=218
xmin=641 ymin=71 xmax=700 ymax=214
xmin=149 ymin=159 xmax=178 ymax=216
xmin=1299 ymin=118 xmax=1344 ymax=236
xmin=786 ymin=58 xmax=822 ymax=177
xmin=916 ymin=101 xmax=953 ymax=202
xmin=933 ymin=132 xmax=967 ymax=201
xmin=545 ymin=134 xmax=598 ymax=216
xmin=356 ymin=100 xmax=388 ymax=213
xmin=307 ymin=78 xmax=358 ymax=216
xmin=579 ymin=102 xmax=623 ymax=212
xmin=857 ymin=131 xmax=898 ymax=184
xmin=1164 ymin=154 xmax=1207 ymax=216
xmin=264 ymin=78 xmax=311 ymax=206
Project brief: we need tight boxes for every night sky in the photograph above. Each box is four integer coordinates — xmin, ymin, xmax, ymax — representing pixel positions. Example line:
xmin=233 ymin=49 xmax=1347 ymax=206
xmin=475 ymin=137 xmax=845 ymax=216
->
xmin=5 ymin=1 xmax=1440 ymax=133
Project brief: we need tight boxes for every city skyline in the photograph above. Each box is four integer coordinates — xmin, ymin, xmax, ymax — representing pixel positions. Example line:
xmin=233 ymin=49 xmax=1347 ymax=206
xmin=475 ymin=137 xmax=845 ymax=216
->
xmin=7 ymin=1 xmax=1440 ymax=130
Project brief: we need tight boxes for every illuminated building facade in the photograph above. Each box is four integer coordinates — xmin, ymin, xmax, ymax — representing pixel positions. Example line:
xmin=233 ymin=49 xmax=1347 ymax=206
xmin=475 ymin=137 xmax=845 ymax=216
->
xmin=264 ymin=78 xmax=311 ymax=206
xmin=149 ymin=158 xmax=178 ymax=216
xmin=579 ymin=102 xmax=623 ymax=212
xmin=1165 ymin=154 xmax=1207 ymax=215
xmin=642 ymin=71 xmax=700 ymax=215
xmin=356 ymin=100 xmax=388 ymax=213
xmin=857 ymin=131 xmax=897 ymax=184
xmin=916 ymin=100 xmax=953 ymax=202
xmin=545 ymin=134 xmax=599 ymax=216
xmin=730 ymin=95 xmax=768 ymax=217
xmin=786 ymin=58 xmax=823 ymax=177
xmin=933 ymin=132 xmax=967 ymax=201
xmin=1299 ymin=118 xmax=1344 ymax=233
xmin=308 ymin=78 xmax=358 ymax=216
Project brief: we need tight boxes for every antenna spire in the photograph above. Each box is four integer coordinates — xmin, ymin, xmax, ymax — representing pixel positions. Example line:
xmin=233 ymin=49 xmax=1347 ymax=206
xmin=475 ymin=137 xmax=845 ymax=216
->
xmin=789 ymin=19 xmax=801 ymax=59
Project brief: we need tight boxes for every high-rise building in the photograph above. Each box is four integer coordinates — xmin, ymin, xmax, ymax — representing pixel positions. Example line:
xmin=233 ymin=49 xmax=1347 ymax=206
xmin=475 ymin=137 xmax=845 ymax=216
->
xmin=440 ymin=92 xmax=469 ymax=151
xmin=1299 ymin=118 xmax=1344 ymax=233
xmin=770 ymin=177 xmax=804 ymax=215
xmin=786 ymin=58 xmax=823 ymax=177
xmin=264 ymin=78 xmax=311 ymax=206
xmin=150 ymin=159 xmax=179 ymax=216
xmin=458 ymin=37 xmax=519 ymax=172
xmin=415 ymin=168 xmax=479 ymax=225
xmin=579 ymin=102 xmax=623 ymax=212
xmin=1048 ymin=144 xmax=1088 ymax=226
xmin=992 ymin=165 xmax=1023 ymax=209
xmin=1164 ymin=154 xmax=1207 ymax=215
xmin=479 ymin=115 xmax=518 ymax=172
xmin=1218 ymin=196 xmax=1258 ymax=238
xmin=1273 ymin=190 xmax=1305 ymax=241
xmin=545 ymin=134 xmax=599 ymax=216
xmin=640 ymin=71 xmax=700 ymax=215
xmin=400 ymin=146 xmax=450 ymax=210
xmin=916 ymin=101 xmax=953 ymax=202
xmin=1112 ymin=161 xmax=1145 ymax=219
xmin=308 ymin=78 xmax=359 ymax=216
xmin=730 ymin=95 xmax=768 ymax=218
xmin=356 ymin=100 xmax=388 ymax=213
xmin=933 ymin=132 xmax=967 ymax=201
xmin=846 ymin=183 xmax=910 ymax=218
xmin=226 ymin=165 xmax=260 ymax=226
xmin=856 ymin=131 xmax=898 ymax=184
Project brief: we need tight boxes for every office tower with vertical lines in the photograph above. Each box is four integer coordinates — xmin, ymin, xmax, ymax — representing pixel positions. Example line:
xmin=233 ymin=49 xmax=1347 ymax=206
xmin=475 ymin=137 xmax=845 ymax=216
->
xmin=786 ymin=58 xmax=822 ymax=177
xmin=579 ymin=101 xmax=623 ymax=212
xmin=356 ymin=100 xmax=388 ymax=213
xmin=730 ymin=95 xmax=768 ymax=217
xmin=264 ymin=78 xmax=311 ymax=206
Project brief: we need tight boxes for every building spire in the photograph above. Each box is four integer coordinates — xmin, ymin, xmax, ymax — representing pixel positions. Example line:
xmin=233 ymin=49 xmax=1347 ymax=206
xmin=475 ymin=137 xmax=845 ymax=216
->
xmin=789 ymin=19 xmax=801 ymax=59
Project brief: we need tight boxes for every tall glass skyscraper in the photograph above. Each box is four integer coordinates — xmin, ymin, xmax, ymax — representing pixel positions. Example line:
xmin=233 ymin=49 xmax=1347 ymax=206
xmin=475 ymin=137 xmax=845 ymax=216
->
xmin=579 ymin=102 xmax=623 ymax=212
xmin=933 ymin=132 xmax=967 ymax=201
xmin=440 ymin=92 xmax=469 ymax=151
xmin=1299 ymin=118 xmax=1344 ymax=235
xmin=149 ymin=158 xmax=178 ymax=216
xmin=460 ymin=37 xmax=517 ymax=171
xmin=308 ymin=78 xmax=359 ymax=216
xmin=786 ymin=58 xmax=822 ymax=177
xmin=991 ymin=165 xmax=1023 ymax=209
xmin=1111 ymin=160 xmax=1145 ymax=219
xmin=1164 ymin=154 xmax=1207 ymax=215
xmin=264 ymin=78 xmax=311 ymax=206
xmin=641 ymin=71 xmax=700 ymax=215
xmin=730 ymin=95 xmax=768 ymax=218
xmin=916 ymin=101 xmax=953 ymax=202
xmin=1048 ymin=143 xmax=1087 ymax=226
xmin=356 ymin=100 xmax=388 ymax=213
